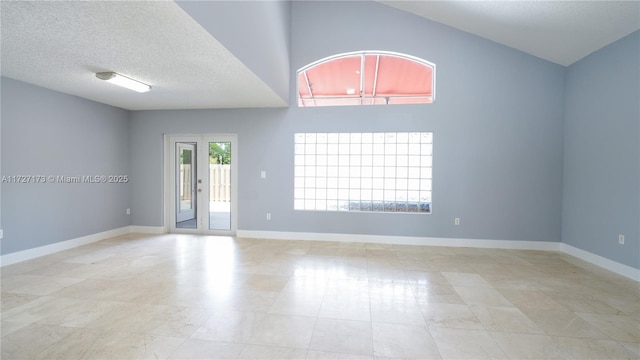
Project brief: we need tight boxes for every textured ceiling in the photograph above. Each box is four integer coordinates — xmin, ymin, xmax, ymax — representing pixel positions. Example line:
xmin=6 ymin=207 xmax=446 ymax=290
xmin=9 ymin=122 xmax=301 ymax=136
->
xmin=2 ymin=1 xmax=638 ymax=111
xmin=379 ymin=0 xmax=640 ymax=66
xmin=0 ymin=1 xmax=287 ymax=110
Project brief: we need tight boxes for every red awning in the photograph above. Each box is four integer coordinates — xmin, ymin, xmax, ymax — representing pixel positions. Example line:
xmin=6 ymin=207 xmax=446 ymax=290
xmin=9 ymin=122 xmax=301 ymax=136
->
xmin=298 ymin=52 xmax=434 ymax=107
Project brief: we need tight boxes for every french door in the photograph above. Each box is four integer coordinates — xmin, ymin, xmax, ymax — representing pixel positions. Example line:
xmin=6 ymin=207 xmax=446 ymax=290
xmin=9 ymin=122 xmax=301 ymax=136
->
xmin=168 ymin=134 xmax=237 ymax=235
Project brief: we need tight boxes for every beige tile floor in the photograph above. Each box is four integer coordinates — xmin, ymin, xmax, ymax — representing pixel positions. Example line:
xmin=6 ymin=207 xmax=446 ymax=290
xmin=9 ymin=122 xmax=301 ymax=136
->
xmin=1 ymin=233 xmax=638 ymax=359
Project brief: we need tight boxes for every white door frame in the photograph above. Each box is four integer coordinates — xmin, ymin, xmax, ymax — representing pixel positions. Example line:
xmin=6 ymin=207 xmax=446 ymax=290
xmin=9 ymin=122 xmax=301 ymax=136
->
xmin=164 ymin=134 xmax=238 ymax=235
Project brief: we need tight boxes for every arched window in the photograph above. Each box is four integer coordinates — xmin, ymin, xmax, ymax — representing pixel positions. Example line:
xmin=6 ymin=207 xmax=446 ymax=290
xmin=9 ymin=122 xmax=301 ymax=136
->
xmin=297 ymin=51 xmax=435 ymax=107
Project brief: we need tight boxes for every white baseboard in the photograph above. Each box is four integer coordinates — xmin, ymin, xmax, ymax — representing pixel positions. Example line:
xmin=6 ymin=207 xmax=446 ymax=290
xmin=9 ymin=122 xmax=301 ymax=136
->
xmin=0 ymin=226 xmax=131 ymax=267
xmin=235 ymin=230 xmax=561 ymax=251
xmin=561 ymin=243 xmax=640 ymax=282
xmin=237 ymin=230 xmax=638 ymax=282
xmin=3 ymin=226 xmax=637 ymax=282
xmin=129 ymin=225 xmax=167 ymax=234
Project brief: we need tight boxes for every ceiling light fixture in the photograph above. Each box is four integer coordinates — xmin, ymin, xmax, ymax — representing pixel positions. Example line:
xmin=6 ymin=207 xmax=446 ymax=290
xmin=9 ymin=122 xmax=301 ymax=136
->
xmin=95 ymin=72 xmax=151 ymax=93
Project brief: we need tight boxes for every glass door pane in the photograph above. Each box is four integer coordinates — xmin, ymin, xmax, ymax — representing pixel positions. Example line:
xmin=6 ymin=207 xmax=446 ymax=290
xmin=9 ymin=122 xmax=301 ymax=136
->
xmin=176 ymin=143 xmax=197 ymax=229
xmin=169 ymin=134 xmax=236 ymax=235
xmin=208 ymin=141 xmax=231 ymax=230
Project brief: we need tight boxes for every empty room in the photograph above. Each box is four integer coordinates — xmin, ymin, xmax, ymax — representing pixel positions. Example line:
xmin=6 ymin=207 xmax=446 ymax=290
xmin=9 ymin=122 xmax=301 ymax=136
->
xmin=1 ymin=1 xmax=639 ymax=359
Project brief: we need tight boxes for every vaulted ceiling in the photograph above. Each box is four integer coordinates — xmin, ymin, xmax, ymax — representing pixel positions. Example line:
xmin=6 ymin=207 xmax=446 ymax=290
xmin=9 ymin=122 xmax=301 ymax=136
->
xmin=379 ymin=1 xmax=640 ymax=66
xmin=1 ymin=1 xmax=638 ymax=110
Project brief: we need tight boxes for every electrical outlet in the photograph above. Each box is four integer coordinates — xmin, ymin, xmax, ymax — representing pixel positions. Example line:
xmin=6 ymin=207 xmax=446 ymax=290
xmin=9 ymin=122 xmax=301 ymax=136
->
xmin=454 ymin=217 xmax=460 ymax=225
xmin=126 ymin=208 xmax=131 ymax=215
xmin=261 ymin=171 xmax=266 ymax=179
xmin=619 ymin=234 xmax=625 ymax=245
xmin=266 ymin=213 xmax=271 ymax=220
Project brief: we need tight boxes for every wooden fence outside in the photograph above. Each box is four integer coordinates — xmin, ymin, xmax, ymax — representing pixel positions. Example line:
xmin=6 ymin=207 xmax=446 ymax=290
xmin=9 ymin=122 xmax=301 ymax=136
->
xmin=209 ymin=164 xmax=231 ymax=202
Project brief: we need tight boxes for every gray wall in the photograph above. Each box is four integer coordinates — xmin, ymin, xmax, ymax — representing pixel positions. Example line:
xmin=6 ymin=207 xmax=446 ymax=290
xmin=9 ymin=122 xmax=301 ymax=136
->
xmin=562 ymin=31 xmax=640 ymax=269
xmin=0 ymin=77 xmax=132 ymax=255
xmin=3 ymin=1 xmax=636 ymax=270
xmin=0 ymin=78 xmax=3 ymax=235
xmin=129 ymin=108 xmax=288 ymax=228
xmin=130 ymin=1 xmax=566 ymax=243
xmin=176 ymin=0 xmax=291 ymax=104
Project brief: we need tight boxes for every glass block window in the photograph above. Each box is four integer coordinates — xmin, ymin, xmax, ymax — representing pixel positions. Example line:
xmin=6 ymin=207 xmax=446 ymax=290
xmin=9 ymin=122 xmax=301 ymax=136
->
xmin=294 ymin=132 xmax=433 ymax=213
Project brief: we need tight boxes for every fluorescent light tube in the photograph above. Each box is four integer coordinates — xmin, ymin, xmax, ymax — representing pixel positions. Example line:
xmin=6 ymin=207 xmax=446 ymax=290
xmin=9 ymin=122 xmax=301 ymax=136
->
xmin=96 ymin=72 xmax=151 ymax=93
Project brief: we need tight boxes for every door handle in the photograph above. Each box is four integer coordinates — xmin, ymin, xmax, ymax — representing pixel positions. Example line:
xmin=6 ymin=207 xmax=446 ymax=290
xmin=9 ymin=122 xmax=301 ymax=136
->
xmin=197 ymin=189 xmax=202 ymax=192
